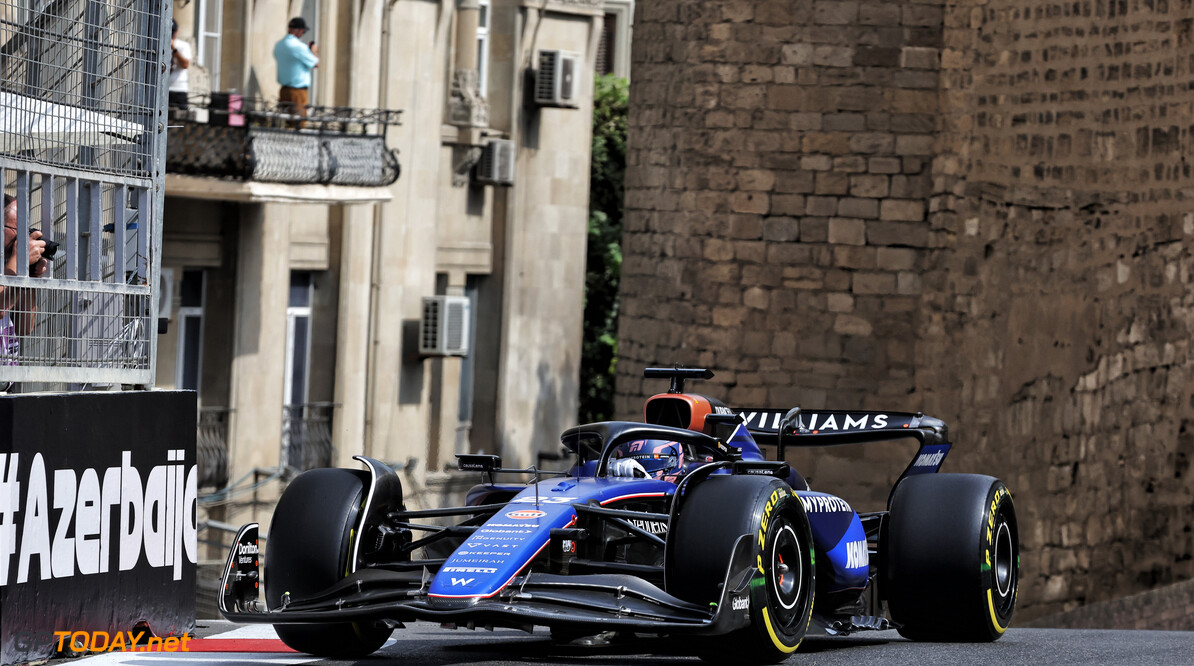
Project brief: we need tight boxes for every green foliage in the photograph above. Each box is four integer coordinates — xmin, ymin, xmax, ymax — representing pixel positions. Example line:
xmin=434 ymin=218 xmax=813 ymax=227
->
xmin=580 ymin=75 xmax=628 ymax=423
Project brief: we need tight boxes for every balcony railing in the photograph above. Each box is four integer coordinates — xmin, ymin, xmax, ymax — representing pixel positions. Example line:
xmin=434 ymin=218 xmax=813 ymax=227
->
xmin=282 ymin=402 xmax=335 ymax=472
xmin=197 ymin=406 xmax=231 ymax=489
xmin=166 ymin=96 xmax=402 ymax=187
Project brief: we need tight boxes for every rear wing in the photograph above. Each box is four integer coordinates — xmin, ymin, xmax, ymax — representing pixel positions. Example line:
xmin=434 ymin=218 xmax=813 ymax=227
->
xmin=734 ymin=408 xmax=952 ymax=487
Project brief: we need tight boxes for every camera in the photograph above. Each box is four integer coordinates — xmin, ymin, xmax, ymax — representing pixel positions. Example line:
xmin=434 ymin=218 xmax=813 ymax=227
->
xmin=28 ymin=229 xmax=60 ymax=260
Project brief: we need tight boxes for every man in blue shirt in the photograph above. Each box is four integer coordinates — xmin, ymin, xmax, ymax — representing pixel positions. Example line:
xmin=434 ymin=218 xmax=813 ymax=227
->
xmin=274 ymin=17 xmax=319 ymax=128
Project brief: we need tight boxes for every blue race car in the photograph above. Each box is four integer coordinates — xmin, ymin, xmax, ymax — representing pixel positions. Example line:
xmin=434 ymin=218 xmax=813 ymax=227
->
xmin=219 ymin=366 xmax=1019 ymax=662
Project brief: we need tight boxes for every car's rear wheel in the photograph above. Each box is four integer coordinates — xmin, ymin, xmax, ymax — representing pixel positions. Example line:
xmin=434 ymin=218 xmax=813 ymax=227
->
xmin=265 ymin=468 xmax=392 ymax=657
xmin=668 ymin=475 xmax=814 ymax=663
xmin=884 ymin=473 xmax=1019 ymax=641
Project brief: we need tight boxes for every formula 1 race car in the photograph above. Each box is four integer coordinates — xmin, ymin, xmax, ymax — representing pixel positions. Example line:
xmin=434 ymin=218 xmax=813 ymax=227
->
xmin=219 ymin=367 xmax=1019 ymax=663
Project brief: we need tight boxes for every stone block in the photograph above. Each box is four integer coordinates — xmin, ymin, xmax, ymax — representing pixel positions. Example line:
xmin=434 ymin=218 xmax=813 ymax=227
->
xmin=781 ymin=44 xmax=814 ymax=66
xmin=850 ymin=174 xmax=890 ymax=198
xmin=763 ymin=217 xmax=800 ymax=242
xmin=895 ymin=134 xmax=936 ymax=155
xmin=902 ymin=4 xmax=943 ymax=26
xmin=868 ymin=157 xmax=903 ymax=174
xmin=790 ymin=112 xmax=823 ymax=130
xmin=901 ymin=46 xmax=940 ymax=69
xmin=802 ymin=155 xmax=834 ymax=171
xmin=768 ymin=85 xmax=804 ymax=111
xmin=834 ymin=155 xmax=869 ymax=173
xmin=837 ymin=197 xmax=880 ymax=219
xmin=742 ymin=65 xmax=775 ymax=83
xmin=738 ymin=169 xmax=777 ymax=191
xmin=704 ymin=238 xmax=735 ymax=262
xmin=815 ymin=171 xmax=851 ymax=195
xmin=772 ymin=194 xmax=807 ymax=215
xmin=776 ymin=171 xmax=816 ymax=193
xmin=879 ymin=199 xmax=925 ymax=221
xmin=804 ymin=132 xmax=852 ymax=154
xmin=876 ymin=246 xmax=918 ymax=270
xmin=744 ymin=286 xmax=770 ymax=309
xmin=801 ymin=217 xmax=830 ymax=242
xmin=729 ymin=214 xmax=764 ymax=239
xmin=850 ymin=132 xmax=896 ymax=154
xmin=813 ymin=45 xmax=855 ymax=68
xmin=854 ymin=46 xmax=901 ymax=67
xmin=827 ymin=292 xmax=855 ymax=312
xmin=852 ymin=271 xmax=896 ymax=294
xmin=834 ymin=313 xmax=874 ymax=336
xmin=858 ymin=2 xmax=900 ymax=26
xmin=731 ymin=191 xmax=770 ymax=214
xmin=823 ymin=113 xmax=867 ymax=131
xmin=806 ymin=196 xmax=839 ymax=216
xmin=891 ymin=174 xmax=932 ymax=198
xmin=828 ymin=217 xmax=867 ymax=245
xmin=814 ymin=0 xmax=859 ymax=25
xmin=867 ymin=220 xmax=929 ymax=246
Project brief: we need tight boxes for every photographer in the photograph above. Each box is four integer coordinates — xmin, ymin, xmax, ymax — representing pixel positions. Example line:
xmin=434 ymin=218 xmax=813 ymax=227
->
xmin=0 ymin=194 xmax=48 ymax=390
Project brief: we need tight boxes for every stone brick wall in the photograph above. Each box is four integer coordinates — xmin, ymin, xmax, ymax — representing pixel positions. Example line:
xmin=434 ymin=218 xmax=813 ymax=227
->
xmin=621 ymin=0 xmax=1194 ymax=621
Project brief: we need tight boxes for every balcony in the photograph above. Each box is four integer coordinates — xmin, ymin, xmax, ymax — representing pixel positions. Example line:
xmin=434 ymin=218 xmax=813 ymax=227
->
xmin=165 ymin=96 xmax=402 ymax=202
xmin=197 ymin=407 xmax=232 ymax=489
xmin=282 ymin=402 xmax=335 ymax=472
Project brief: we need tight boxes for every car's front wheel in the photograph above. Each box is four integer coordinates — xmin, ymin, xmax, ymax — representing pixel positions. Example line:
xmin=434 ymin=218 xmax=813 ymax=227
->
xmin=265 ymin=468 xmax=392 ymax=657
xmin=667 ymin=475 xmax=814 ymax=663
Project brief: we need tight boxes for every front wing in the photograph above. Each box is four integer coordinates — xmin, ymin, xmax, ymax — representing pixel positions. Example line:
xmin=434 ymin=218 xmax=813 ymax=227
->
xmin=219 ymin=523 xmax=758 ymax=635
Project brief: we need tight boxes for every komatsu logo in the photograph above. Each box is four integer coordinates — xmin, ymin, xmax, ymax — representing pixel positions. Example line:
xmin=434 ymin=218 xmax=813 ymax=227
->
xmin=913 ymin=452 xmax=945 ymax=467
xmin=845 ymin=540 xmax=868 ymax=569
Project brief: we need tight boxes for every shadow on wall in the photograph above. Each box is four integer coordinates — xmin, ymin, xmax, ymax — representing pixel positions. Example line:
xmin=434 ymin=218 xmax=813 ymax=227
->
xmin=533 ymin=359 xmax=576 ymax=463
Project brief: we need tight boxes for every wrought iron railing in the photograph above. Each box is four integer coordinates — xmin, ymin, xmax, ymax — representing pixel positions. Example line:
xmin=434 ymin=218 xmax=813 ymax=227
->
xmin=281 ymin=402 xmax=335 ymax=472
xmin=166 ymin=96 xmax=402 ymax=187
xmin=197 ymin=406 xmax=231 ymax=489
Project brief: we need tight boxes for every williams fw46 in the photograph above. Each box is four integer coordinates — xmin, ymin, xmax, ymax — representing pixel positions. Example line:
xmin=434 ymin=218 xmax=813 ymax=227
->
xmin=219 ymin=366 xmax=1019 ymax=662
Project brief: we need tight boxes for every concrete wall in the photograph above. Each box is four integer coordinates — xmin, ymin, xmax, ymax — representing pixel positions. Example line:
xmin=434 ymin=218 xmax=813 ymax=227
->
xmin=620 ymin=0 xmax=1194 ymax=620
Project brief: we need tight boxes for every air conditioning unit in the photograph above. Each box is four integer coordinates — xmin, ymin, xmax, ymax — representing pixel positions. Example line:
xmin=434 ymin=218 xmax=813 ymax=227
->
xmin=420 ymin=295 xmax=471 ymax=356
xmin=475 ymin=139 xmax=515 ymax=186
xmin=534 ymin=50 xmax=580 ymax=108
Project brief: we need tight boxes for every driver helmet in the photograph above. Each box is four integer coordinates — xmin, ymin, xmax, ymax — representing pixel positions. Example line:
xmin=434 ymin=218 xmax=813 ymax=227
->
xmin=610 ymin=439 xmax=688 ymax=481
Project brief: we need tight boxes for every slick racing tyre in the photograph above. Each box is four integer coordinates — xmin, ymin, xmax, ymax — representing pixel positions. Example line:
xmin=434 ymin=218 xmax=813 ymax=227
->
xmin=668 ymin=475 xmax=814 ymax=663
xmin=265 ymin=468 xmax=392 ymax=657
xmin=884 ymin=473 xmax=1019 ymax=641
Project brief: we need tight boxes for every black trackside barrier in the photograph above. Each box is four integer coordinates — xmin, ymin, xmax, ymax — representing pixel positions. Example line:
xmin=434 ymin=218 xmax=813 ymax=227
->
xmin=0 ymin=391 xmax=196 ymax=665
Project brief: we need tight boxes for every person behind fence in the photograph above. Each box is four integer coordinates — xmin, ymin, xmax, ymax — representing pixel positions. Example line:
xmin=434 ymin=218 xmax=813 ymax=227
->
xmin=169 ymin=20 xmax=191 ymax=110
xmin=274 ymin=17 xmax=318 ymax=127
xmin=1 ymin=194 xmax=48 ymax=391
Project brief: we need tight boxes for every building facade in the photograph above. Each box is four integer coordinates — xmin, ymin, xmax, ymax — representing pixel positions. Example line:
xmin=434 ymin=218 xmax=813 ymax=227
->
xmin=160 ymin=0 xmax=626 ymax=525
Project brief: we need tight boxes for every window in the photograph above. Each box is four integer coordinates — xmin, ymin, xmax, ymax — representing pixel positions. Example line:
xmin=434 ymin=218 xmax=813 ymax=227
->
xmin=195 ymin=0 xmax=222 ymax=90
xmin=476 ymin=0 xmax=490 ymax=97
xmin=175 ymin=269 xmax=205 ymax=392
xmin=284 ymin=272 xmax=313 ymax=406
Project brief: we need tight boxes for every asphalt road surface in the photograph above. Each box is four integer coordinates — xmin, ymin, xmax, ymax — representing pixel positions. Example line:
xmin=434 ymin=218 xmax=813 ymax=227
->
xmin=57 ymin=620 xmax=1194 ymax=665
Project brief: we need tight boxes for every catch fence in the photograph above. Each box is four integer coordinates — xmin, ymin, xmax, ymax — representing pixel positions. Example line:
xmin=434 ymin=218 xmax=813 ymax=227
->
xmin=0 ymin=0 xmax=169 ymax=388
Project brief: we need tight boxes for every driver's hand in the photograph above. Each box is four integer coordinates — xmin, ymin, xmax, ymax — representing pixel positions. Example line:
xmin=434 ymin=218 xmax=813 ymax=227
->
xmin=609 ymin=458 xmax=649 ymax=478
